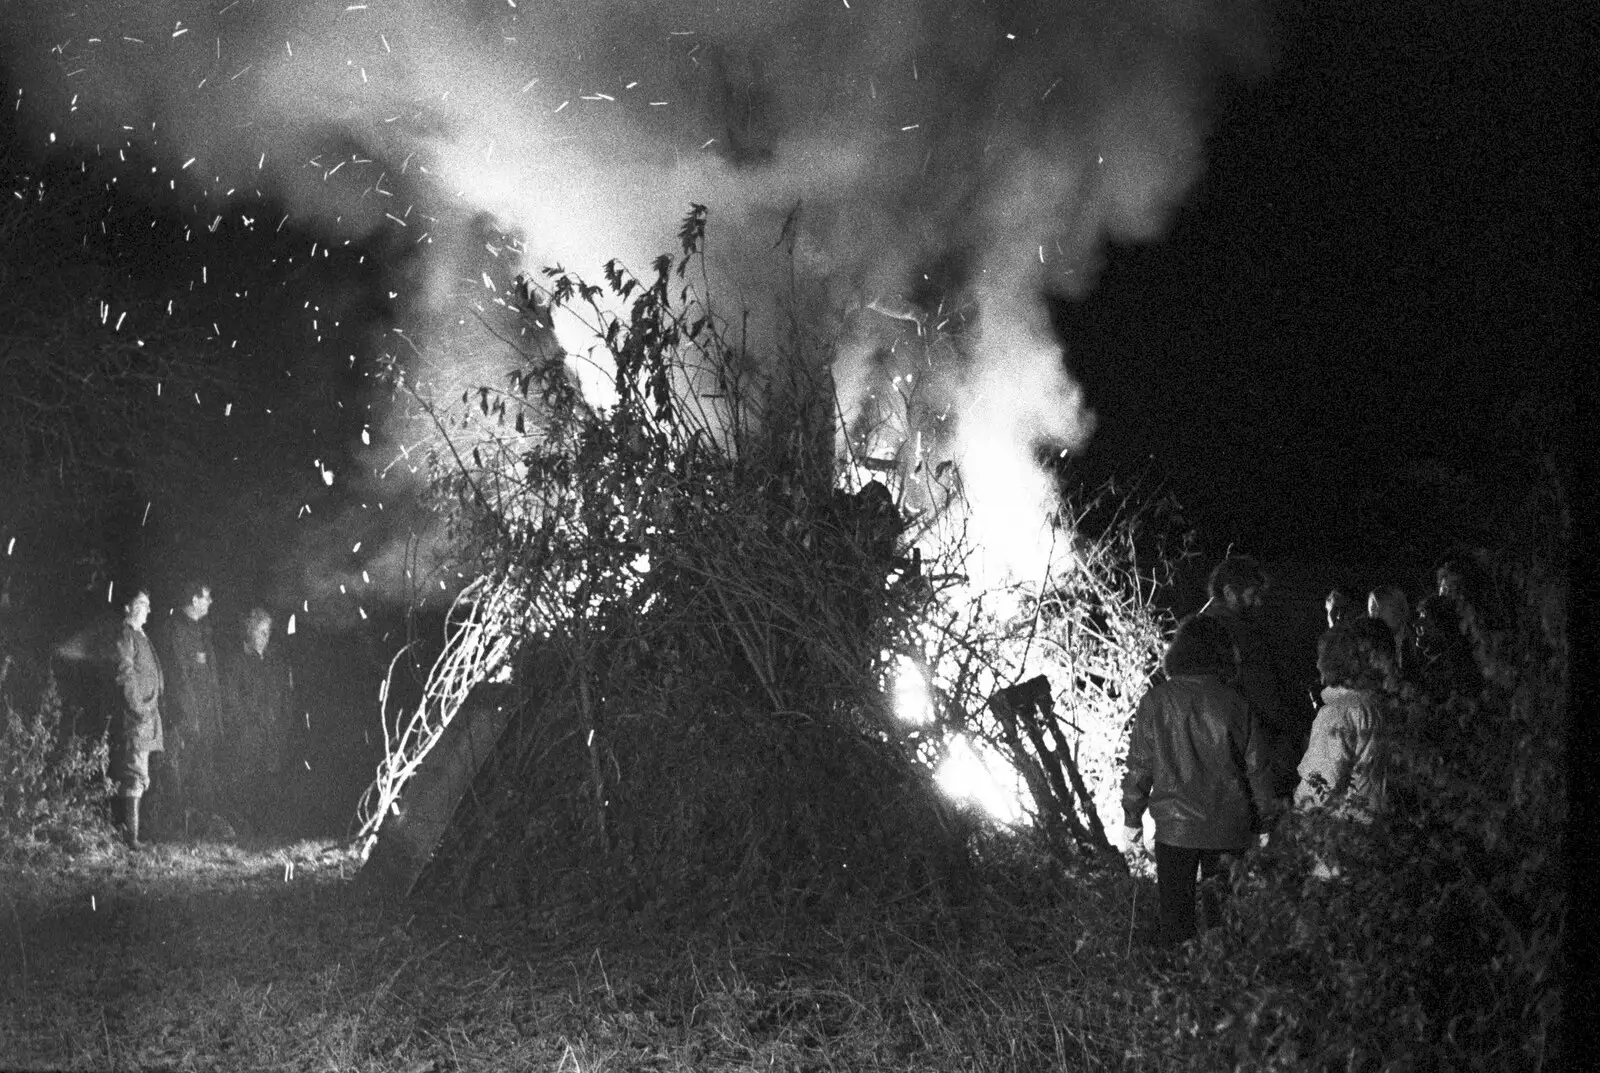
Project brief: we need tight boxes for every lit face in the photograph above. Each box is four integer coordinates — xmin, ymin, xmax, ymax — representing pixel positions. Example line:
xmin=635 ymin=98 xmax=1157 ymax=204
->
xmin=125 ymin=591 xmax=151 ymax=630
xmin=246 ymin=619 xmax=272 ymax=656
xmin=186 ymin=587 xmax=213 ymax=621
xmin=1226 ymin=584 xmax=1263 ymax=617
xmin=1369 ymin=594 xmax=1410 ymax=636
xmin=1436 ymin=568 xmax=1461 ymax=600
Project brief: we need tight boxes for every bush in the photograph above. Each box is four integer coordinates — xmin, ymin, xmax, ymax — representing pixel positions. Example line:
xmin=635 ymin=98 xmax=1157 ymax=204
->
xmin=0 ymin=643 xmax=111 ymax=858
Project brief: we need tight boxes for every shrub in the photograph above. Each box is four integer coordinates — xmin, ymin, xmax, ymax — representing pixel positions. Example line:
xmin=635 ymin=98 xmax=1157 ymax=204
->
xmin=0 ymin=643 xmax=111 ymax=857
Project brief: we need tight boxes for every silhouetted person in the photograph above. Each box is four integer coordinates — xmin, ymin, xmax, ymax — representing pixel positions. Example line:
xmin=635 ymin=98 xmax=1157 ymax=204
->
xmin=1123 ymin=614 xmax=1275 ymax=946
xmin=110 ymin=588 xmax=164 ymax=850
xmin=1201 ymin=555 xmax=1298 ymax=799
xmin=1413 ymin=595 xmax=1483 ymax=704
xmin=1325 ymin=587 xmax=1359 ymax=629
xmin=156 ymin=579 xmax=229 ymax=837
xmin=1296 ymin=621 xmax=1391 ymax=879
xmin=221 ymin=607 xmax=295 ymax=836
xmin=1366 ymin=584 xmax=1415 ymax=678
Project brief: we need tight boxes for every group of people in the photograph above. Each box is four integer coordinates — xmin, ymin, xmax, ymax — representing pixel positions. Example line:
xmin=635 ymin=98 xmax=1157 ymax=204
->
xmin=1121 ymin=554 xmax=1490 ymax=947
xmin=105 ymin=579 xmax=295 ymax=849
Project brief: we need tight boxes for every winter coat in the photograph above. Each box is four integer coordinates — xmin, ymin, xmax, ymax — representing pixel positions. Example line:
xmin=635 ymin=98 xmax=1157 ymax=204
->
xmin=1294 ymin=686 xmax=1387 ymax=823
xmin=1122 ymin=673 xmax=1276 ymax=850
xmin=158 ymin=613 xmax=224 ymax=746
xmin=1200 ymin=605 xmax=1299 ymax=796
xmin=114 ymin=624 xmax=164 ymax=753
xmin=221 ymin=642 xmax=293 ymax=775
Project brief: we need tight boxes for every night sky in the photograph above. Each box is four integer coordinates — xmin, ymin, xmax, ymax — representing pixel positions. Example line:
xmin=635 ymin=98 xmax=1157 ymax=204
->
xmin=1059 ymin=0 xmax=1583 ymax=577
xmin=0 ymin=0 xmax=1585 ymax=614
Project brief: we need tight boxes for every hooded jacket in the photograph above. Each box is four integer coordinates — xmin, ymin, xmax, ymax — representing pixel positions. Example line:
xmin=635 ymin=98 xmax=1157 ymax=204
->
xmin=1295 ymin=686 xmax=1387 ymax=823
xmin=1122 ymin=670 xmax=1276 ymax=850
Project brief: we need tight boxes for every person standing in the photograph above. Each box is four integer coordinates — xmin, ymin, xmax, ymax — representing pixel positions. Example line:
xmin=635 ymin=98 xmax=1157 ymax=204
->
xmin=110 ymin=588 xmax=164 ymax=850
xmin=221 ymin=608 xmax=295 ymax=836
xmin=1366 ymin=584 xmax=1416 ymax=679
xmin=1296 ymin=621 xmax=1392 ymax=878
xmin=1123 ymin=614 xmax=1276 ymax=946
xmin=156 ymin=579 xmax=227 ymax=835
xmin=1201 ymin=556 xmax=1300 ymax=799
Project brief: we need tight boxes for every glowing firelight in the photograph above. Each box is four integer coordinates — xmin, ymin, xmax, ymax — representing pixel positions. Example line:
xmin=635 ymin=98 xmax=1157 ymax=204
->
xmin=936 ymin=735 xmax=1027 ymax=826
xmin=893 ymin=659 xmax=1028 ymax=823
xmin=891 ymin=654 xmax=931 ymax=725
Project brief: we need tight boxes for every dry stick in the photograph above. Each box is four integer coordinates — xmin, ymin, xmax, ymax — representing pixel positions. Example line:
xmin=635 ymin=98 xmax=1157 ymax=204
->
xmin=1126 ymin=880 xmax=1139 ymax=959
xmin=574 ymin=660 xmax=609 ymax=853
xmin=709 ymin=581 xmax=784 ymax=713
xmin=1041 ymin=706 xmax=1119 ymax=861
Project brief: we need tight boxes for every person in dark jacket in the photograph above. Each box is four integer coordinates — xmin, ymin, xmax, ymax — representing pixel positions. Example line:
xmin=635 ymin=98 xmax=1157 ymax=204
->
xmin=110 ymin=588 xmax=164 ymax=850
xmin=1123 ymin=614 xmax=1277 ymax=946
xmin=1200 ymin=556 xmax=1299 ymax=799
xmin=1412 ymin=595 xmax=1483 ymax=704
xmin=221 ymin=607 xmax=295 ymax=835
xmin=155 ymin=579 xmax=227 ymax=834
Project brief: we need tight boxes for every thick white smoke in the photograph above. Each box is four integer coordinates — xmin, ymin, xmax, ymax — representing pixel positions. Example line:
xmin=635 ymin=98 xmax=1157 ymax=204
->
xmin=3 ymin=0 xmax=1268 ymax=592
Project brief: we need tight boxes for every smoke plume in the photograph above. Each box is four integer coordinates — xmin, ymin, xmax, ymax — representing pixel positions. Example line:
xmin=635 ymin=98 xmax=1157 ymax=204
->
xmin=3 ymin=0 xmax=1268 ymax=593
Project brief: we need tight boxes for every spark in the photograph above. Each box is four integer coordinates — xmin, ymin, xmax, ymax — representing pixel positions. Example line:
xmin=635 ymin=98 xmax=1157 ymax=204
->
xmin=553 ymin=100 xmax=569 ymax=113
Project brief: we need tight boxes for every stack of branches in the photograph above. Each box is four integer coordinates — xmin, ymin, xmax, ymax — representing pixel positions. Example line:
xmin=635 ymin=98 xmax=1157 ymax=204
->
xmin=353 ymin=575 xmax=522 ymax=852
xmin=833 ymin=312 xmax=1186 ymax=868
xmin=906 ymin=477 xmax=1182 ymax=869
xmin=390 ymin=209 xmax=974 ymax=920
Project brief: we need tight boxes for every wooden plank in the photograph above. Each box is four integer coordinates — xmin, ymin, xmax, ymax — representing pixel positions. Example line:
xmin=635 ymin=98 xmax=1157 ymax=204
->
xmin=357 ymin=683 xmax=516 ymax=898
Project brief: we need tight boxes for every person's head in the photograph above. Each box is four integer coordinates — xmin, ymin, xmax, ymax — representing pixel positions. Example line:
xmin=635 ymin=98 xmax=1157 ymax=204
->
xmin=180 ymin=579 xmax=213 ymax=621
xmin=123 ymin=588 xmax=152 ymax=630
xmin=1367 ymin=585 xmax=1410 ymax=637
xmin=1208 ymin=555 xmax=1268 ymax=617
xmin=1347 ymin=615 xmax=1400 ymax=689
xmin=1318 ymin=620 xmax=1391 ymax=692
xmin=1325 ymin=587 xmax=1358 ymax=629
xmin=242 ymin=607 xmax=272 ymax=656
xmin=1163 ymin=614 xmax=1239 ymax=679
xmin=1414 ymin=594 xmax=1463 ymax=650
xmin=1433 ymin=552 xmax=1487 ymax=603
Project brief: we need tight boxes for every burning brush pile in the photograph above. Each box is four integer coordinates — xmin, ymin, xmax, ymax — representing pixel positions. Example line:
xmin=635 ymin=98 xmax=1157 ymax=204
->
xmin=358 ymin=221 xmax=1181 ymax=922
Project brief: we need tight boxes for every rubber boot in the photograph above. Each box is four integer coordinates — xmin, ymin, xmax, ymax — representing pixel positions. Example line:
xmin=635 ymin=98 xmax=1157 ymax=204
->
xmin=121 ymin=794 xmax=145 ymax=851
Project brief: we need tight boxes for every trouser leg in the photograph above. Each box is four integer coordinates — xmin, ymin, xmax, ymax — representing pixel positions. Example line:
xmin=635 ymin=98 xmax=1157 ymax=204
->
xmin=1154 ymin=842 xmax=1201 ymax=945
xmin=1196 ymin=849 xmax=1227 ymax=932
xmin=122 ymin=794 xmax=143 ymax=848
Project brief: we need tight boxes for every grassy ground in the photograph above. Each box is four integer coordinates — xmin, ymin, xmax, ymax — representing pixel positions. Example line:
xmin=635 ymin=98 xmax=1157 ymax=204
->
xmin=0 ymin=834 xmax=1229 ymax=1072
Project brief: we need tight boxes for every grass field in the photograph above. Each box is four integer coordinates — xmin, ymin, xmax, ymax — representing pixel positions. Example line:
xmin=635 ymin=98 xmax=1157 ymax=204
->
xmin=0 ymin=834 xmax=1236 ymax=1072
